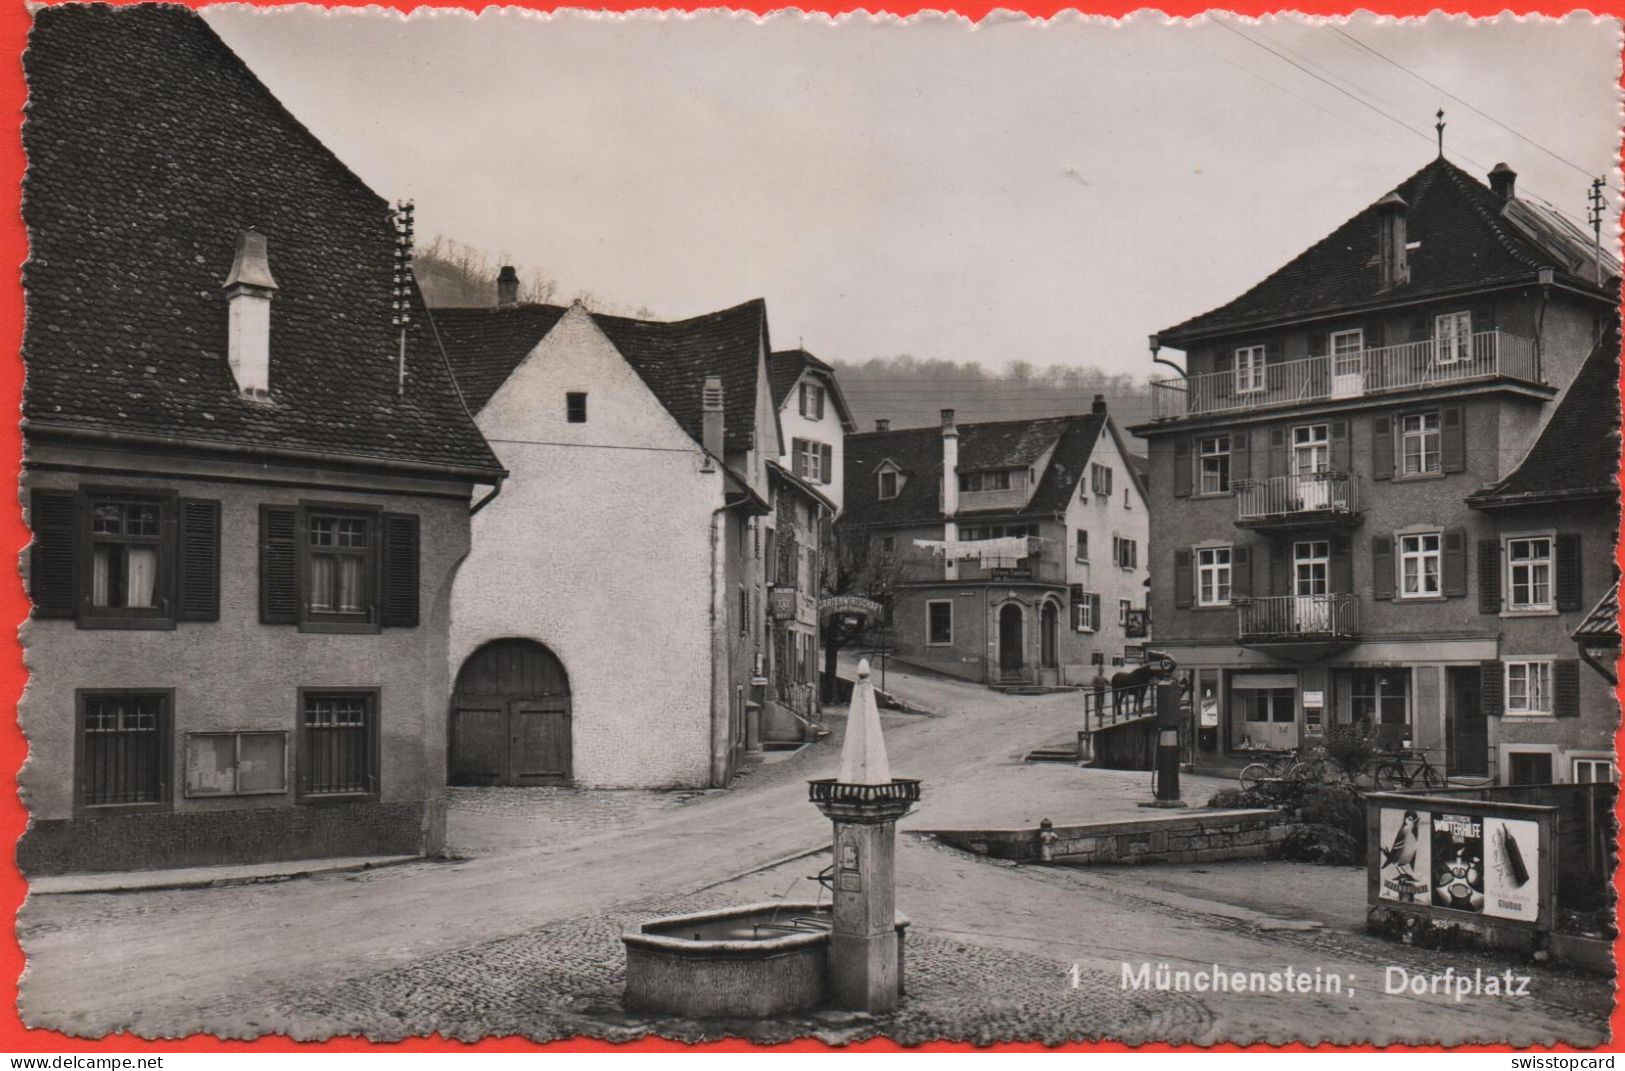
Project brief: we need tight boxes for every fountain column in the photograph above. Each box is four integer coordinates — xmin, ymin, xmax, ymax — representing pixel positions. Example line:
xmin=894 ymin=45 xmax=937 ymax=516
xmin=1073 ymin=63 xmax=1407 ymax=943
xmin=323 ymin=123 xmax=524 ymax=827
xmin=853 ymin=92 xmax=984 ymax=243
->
xmin=809 ymin=659 xmax=919 ymax=1014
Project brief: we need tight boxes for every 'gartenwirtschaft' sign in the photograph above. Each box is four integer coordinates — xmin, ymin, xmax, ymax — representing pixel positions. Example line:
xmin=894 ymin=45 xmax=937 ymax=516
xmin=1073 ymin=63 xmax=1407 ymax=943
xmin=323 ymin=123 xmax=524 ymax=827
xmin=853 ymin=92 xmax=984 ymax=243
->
xmin=819 ymin=596 xmax=884 ymax=619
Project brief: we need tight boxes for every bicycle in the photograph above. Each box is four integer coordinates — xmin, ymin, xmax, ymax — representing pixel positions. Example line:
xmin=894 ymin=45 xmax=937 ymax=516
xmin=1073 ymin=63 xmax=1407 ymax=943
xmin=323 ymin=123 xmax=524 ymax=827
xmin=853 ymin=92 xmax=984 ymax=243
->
xmin=1237 ymin=748 xmax=1297 ymax=793
xmin=1374 ymin=747 xmax=1446 ymax=791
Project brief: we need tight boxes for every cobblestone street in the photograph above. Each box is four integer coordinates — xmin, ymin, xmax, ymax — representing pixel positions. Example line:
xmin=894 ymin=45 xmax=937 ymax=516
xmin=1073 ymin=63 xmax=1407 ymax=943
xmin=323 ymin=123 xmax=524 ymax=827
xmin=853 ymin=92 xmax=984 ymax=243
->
xmin=18 ymin=661 xmax=1613 ymax=1046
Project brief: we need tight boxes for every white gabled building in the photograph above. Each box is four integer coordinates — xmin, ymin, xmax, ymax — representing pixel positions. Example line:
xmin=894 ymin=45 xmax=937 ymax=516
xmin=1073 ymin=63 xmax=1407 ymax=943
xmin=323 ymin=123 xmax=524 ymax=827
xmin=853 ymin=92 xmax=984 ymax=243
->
xmin=769 ymin=348 xmax=856 ymax=512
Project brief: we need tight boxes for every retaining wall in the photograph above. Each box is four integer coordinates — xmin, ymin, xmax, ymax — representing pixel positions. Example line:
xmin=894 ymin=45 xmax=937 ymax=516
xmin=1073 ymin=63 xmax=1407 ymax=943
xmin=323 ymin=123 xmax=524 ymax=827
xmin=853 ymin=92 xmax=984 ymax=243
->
xmin=924 ymin=808 xmax=1288 ymax=865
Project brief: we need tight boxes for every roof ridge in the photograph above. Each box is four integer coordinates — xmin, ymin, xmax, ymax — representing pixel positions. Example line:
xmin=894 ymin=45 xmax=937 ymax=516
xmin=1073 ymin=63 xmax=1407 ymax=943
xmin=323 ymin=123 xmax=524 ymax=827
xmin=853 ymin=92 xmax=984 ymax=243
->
xmin=1434 ymin=157 xmax=1548 ymax=273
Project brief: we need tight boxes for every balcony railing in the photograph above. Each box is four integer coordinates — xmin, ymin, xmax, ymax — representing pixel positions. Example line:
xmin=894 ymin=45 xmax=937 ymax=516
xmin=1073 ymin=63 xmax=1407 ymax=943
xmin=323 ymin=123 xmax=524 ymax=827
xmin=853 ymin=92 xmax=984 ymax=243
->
xmin=897 ymin=537 xmax=1067 ymax=584
xmin=1237 ymin=593 xmax=1360 ymax=640
xmin=1152 ymin=331 xmax=1538 ymax=420
xmin=1234 ymin=471 xmax=1359 ymax=527
xmin=955 ymin=486 xmax=1030 ymax=512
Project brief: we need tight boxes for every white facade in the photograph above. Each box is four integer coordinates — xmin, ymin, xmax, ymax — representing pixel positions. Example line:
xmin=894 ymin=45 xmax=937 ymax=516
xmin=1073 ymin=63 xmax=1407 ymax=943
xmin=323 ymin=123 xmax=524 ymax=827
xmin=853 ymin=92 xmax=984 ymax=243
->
xmin=777 ymin=370 xmax=845 ymax=512
xmin=1061 ymin=421 xmax=1152 ymax=680
xmin=449 ymin=305 xmax=726 ymax=788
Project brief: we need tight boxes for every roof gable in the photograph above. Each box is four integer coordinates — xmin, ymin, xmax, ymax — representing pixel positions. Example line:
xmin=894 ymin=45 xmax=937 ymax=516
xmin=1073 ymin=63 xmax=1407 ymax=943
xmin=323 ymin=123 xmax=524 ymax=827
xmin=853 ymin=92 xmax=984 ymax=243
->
xmin=22 ymin=5 xmax=501 ymax=476
xmin=769 ymin=349 xmax=857 ymax=433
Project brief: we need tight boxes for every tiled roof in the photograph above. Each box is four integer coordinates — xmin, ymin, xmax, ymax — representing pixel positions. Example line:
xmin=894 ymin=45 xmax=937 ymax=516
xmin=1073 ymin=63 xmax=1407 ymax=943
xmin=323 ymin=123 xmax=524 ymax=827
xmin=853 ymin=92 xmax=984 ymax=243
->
xmin=1470 ymin=320 xmax=1621 ymax=506
xmin=1573 ymin=581 xmax=1620 ymax=643
xmin=769 ymin=348 xmax=857 ymax=432
xmin=433 ymin=300 xmax=769 ymax=455
xmin=842 ymin=413 xmax=1107 ymax=528
xmin=22 ymin=5 xmax=502 ymax=476
xmin=1160 ymin=157 xmax=1614 ymax=345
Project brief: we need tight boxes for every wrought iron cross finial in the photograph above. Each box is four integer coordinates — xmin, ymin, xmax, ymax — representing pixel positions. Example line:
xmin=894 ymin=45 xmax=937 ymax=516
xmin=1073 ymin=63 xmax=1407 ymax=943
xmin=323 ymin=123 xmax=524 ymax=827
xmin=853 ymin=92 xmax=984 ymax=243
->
xmin=1435 ymin=109 xmax=1446 ymax=157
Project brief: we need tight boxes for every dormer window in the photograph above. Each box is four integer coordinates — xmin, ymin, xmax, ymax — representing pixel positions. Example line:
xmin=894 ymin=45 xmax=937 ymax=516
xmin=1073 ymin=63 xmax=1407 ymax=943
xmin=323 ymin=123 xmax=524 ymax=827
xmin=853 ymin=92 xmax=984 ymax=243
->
xmin=799 ymin=382 xmax=826 ymax=420
xmin=878 ymin=469 xmax=899 ymax=500
xmin=958 ymin=471 xmax=1012 ymax=493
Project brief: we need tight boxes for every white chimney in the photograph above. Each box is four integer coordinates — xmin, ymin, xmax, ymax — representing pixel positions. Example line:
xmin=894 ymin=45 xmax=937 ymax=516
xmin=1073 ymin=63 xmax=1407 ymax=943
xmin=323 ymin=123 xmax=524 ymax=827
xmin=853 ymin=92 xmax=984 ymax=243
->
xmin=497 ymin=265 xmax=519 ymax=307
xmin=222 ymin=229 xmax=278 ymax=397
xmin=940 ymin=409 xmax=959 ymax=572
xmin=702 ymin=376 xmax=725 ymax=460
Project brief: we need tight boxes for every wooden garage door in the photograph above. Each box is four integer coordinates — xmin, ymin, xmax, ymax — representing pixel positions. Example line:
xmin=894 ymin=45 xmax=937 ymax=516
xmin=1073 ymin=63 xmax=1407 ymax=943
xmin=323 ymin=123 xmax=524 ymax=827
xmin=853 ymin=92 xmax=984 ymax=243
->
xmin=451 ymin=640 xmax=572 ymax=786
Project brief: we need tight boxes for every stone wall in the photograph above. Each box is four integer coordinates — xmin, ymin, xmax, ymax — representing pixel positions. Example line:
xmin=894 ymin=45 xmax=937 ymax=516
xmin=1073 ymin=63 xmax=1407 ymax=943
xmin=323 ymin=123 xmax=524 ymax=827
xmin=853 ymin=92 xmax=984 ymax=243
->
xmin=926 ymin=809 xmax=1288 ymax=865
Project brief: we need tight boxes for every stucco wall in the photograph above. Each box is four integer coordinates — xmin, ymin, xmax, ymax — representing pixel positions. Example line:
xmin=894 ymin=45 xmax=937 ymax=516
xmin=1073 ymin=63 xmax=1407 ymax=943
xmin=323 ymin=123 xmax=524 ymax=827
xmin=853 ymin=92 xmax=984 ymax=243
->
xmin=452 ymin=306 xmax=722 ymax=789
xmin=1061 ymin=420 xmax=1151 ymax=677
xmin=777 ymin=368 xmax=845 ymax=512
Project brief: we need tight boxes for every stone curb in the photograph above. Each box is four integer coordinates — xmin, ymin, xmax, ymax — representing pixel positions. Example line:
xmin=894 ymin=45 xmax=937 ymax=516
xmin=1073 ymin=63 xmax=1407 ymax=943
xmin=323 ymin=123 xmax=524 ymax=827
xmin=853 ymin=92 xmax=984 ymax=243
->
xmin=28 ymin=853 xmax=422 ymax=896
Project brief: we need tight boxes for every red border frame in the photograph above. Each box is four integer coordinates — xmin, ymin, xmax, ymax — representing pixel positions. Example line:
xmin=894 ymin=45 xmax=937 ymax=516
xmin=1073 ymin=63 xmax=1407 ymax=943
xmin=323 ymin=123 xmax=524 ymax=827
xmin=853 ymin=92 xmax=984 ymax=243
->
xmin=0 ymin=0 xmax=1619 ymax=1054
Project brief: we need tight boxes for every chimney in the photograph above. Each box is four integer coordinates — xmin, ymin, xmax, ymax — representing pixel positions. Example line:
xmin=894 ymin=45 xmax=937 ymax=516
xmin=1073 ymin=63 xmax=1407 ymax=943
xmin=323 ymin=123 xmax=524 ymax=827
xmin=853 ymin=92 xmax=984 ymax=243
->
xmin=1375 ymin=192 xmax=1410 ymax=290
xmin=874 ymin=419 xmax=890 ymax=432
xmin=222 ymin=228 xmax=278 ymax=396
xmin=940 ymin=408 xmax=959 ymax=519
xmin=701 ymin=376 xmax=724 ymax=459
xmin=496 ymin=265 xmax=520 ymax=307
xmin=1488 ymin=162 xmax=1517 ymax=202
xmin=1091 ymin=393 xmax=1107 ymax=414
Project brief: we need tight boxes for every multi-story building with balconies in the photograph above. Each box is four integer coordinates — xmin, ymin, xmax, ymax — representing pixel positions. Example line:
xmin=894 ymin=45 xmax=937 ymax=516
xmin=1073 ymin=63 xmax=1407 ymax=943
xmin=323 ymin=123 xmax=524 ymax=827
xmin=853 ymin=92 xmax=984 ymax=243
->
xmin=1134 ymin=155 xmax=1617 ymax=781
xmin=842 ymin=398 xmax=1150 ymax=687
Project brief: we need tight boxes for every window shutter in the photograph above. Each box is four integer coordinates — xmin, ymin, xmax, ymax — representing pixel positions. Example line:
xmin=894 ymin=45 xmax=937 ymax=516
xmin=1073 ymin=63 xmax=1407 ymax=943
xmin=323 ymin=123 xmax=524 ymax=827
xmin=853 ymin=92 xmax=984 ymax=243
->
xmin=259 ymin=505 xmax=299 ymax=625
xmin=1470 ymin=304 xmax=1495 ymax=333
xmin=1231 ymin=546 xmax=1252 ymax=599
xmin=1267 ymin=428 xmax=1287 ymax=478
xmin=1173 ymin=438 xmax=1192 ymax=497
xmin=1214 ymin=351 xmax=1234 ymax=399
xmin=1364 ymin=321 xmax=1385 ymax=349
xmin=798 ymin=383 xmax=808 ymax=418
xmin=815 ymin=389 xmax=826 ymax=420
xmin=28 ymin=489 xmax=78 ymax=619
xmin=1480 ymin=660 xmax=1503 ymax=718
xmin=1330 ymin=421 xmax=1350 ymax=472
xmin=1231 ymin=429 xmax=1250 ymax=480
xmin=1478 ymin=539 xmax=1501 ymax=614
xmin=1090 ymin=593 xmax=1102 ymax=631
xmin=380 ymin=512 xmax=421 ymax=628
xmin=1371 ymin=416 xmax=1393 ymax=480
xmin=1410 ymin=312 xmax=1431 ymax=343
xmin=819 ymin=443 xmax=833 ymax=485
xmin=1329 ymin=536 xmax=1352 ymax=593
xmin=1307 ymin=330 xmax=1329 ymax=357
xmin=1440 ymin=406 xmax=1466 ymax=473
xmin=1553 ymin=659 xmax=1581 ymax=718
xmin=791 ymin=438 xmax=807 ymax=479
xmin=1442 ymin=527 xmax=1467 ymax=598
xmin=1070 ymin=584 xmax=1084 ymax=631
xmin=177 ymin=498 xmax=221 ymax=622
xmin=1372 ymin=536 xmax=1394 ymax=601
xmin=1264 ymin=339 xmax=1282 ymax=365
xmin=1268 ymin=542 xmax=1289 ymax=597
xmin=1174 ymin=548 xmax=1193 ymax=608
xmin=1556 ymin=533 xmax=1582 ymax=612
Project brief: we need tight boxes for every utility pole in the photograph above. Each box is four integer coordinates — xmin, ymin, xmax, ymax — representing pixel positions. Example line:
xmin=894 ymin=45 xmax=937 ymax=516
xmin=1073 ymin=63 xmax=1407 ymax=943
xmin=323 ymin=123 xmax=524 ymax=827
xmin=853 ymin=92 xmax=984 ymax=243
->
xmin=1587 ymin=177 xmax=1606 ymax=287
xmin=391 ymin=200 xmax=415 ymax=396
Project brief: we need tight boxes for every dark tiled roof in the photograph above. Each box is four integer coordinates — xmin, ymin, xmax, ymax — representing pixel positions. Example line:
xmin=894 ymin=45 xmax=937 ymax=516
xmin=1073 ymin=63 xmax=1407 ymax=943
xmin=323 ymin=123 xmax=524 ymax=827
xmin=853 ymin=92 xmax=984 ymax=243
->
xmin=842 ymin=413 xmax=1107 ymax=528
xmin=769 ymin=348 xmax=857 ymax=432
xmin=1470 ymin=320 xmax=1620 ymax=506
xmin=1573 ymin=581 xmax=1619 ymax=643
xmin=22 ymin=5 xmax=502 ymax=476
xmin=1160 ymin=157 xmax=1612 ymax=345
xmin=433 ymin=300 xmax=769 ymax=455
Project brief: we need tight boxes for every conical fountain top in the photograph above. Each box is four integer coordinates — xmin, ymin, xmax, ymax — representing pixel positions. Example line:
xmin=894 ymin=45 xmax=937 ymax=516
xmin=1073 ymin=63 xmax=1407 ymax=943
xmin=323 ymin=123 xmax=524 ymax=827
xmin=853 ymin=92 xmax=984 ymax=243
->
xmin=837 ymin=659 xmax=892 ymax=786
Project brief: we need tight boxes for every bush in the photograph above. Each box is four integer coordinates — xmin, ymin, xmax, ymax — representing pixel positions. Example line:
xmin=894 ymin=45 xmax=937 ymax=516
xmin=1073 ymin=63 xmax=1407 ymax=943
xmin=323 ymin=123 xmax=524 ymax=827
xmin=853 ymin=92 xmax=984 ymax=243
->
xmin=1280 ymin=782 xmax=1368 ymax=866
xmin=1280 ymin=823 xmax=1362 ymax=865
xmin=1323 ymin=721 xmax=1380 ymax=779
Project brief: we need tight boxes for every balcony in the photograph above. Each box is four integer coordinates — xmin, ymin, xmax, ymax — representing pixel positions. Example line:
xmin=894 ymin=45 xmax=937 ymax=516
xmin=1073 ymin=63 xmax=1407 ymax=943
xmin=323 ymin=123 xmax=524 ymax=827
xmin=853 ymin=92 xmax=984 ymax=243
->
xmin=898 ymin=537 xmax=1068 ymax=585
xmin=956 ymin=486 xmax=1030 ymax=513
xmin=1236 ymin=594 xmax=1360 ymax=659
xmin=1151 ymin=330 xmax=1539 ymax=420
xmin=1234 ymin=472 xmax=1360 ymax=530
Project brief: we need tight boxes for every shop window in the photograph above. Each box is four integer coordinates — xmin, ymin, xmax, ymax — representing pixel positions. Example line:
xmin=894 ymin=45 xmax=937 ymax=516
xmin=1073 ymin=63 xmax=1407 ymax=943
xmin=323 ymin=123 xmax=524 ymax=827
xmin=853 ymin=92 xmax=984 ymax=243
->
xmin=1350 ymin=669 xmax=1410 ymax=744
xmin=1572 ymin=758 xmax=1616 ymax=784
xmin=1507 ymin=751 xmax=1553 ymax=786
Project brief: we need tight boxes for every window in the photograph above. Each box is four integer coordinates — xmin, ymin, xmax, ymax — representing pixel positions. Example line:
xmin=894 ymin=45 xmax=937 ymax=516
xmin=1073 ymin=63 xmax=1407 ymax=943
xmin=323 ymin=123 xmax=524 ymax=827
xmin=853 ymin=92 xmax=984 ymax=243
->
xmin=792 ymin=439 xmax=830 ymax=484
xmin=307 ymin=513 xmax=371 ymax=620
xmin=1398 ymin=532 xmax=1442 ymax=598
xmin=799 ymin=382 xmax=825 ymax=420
xmin=78 ymin=690 xmax=169 ymax=810
xmin=1073 ymin=588 xmax=1099 ymax=632
xmin=927 ymin=600 xmax=953 ymax=645
xmin=1291 ymin=424 xmax=1330 ymax=474
xmin=1507 ymin=751 xmax=1554 ymax=786
xmin=299 ymin=690 xmax=377 ymax=798
xmin=566 ymin=392 xmax=588 ymax=423
xmin=260 ymin=505 xmax=416 ymax=633
xmin=739 ymin=585 xmax=749 ymax=635
xmin=1434 ymin=311 xmax=1472 ymax=364
xmin=90 ymin=499 xmax=162 ymax=613
xmin=1331 ymin=329 xmax=1364 ymax=376
xmin=1113 ymin=536 xmax=1138 ymax=570
xmin=1075 ymin=529 xmax=1089 ymax=563
xmin=1505 ymin=661 xmax=1553 ymax=715
xmin=1351 ymin=670 xmax=1410 ymax=734
xmin=961 ymin=524 xmax=1038 ymax=541
xmin=959 ymin=470 xmax=1013 ymax=492
xmin=1124 ymin=485 xmax=1132 ymax=508
xmin=877 ymin=469 xmax=899 ymax=500
xmin=1119 ymin=599 xmax=1132 ymax=626
xmin=1235 ymin=345 xmax=1266 ymax=393
xmin=1091 ymin=464 xmax=1113 ymax=497
xmin=1196 ymin=547 xmax=1232 ymax=606
xmin=1506 ymin=537 xmax=1553 ymax=611
xmin=878 ymin=535 xmax=895 ymax=555
xmin=1294 ymin=540 xmax=1329 ymax=596
xmin=1198 ymin=436 xmax=1230 ymax=495
xmin=1573 ymin=758 xmax=1617 ymax=784
xmin=185 ymin=731 xmax=287 ymax=797
xmin=1399 ymin=412 xmax=1441 ymax=475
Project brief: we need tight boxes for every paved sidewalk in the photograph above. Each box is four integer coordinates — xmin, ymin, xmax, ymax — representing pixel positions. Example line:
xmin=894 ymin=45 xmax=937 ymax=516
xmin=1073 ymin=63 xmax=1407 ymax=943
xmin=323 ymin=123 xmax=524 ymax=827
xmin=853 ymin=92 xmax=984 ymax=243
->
xmin=28 ymin=855 xmax=419 ymax=896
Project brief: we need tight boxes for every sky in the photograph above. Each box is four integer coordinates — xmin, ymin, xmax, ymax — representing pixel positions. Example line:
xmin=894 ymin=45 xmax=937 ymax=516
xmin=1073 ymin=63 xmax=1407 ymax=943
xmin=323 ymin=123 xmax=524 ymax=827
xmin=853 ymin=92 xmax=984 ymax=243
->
xmin=203 ymin=7 xmax=1622 ymax=381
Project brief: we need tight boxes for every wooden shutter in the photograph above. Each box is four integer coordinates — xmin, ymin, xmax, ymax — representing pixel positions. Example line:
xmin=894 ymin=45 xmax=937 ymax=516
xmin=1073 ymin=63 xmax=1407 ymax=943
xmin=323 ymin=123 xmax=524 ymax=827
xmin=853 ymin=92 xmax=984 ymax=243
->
xmin=1553 ymin=659 xmax=1581 ymax=718
xmin=1440 ymin=406 xmax=1466 ymax=473
xmin=1231 ymin=429 xmax=1250 ymax=481
xmin=1441 ymin=527 xmax=1467 ymax=598
xmin=797 ymin=383 xmax=808 ymax=418
xmin=1371 ymin=416 xmax=1393 ymax=480
xmin=1470 ymin=304 xmax=1496 ymax=334
xmin=259 ymin=505 xmax=299 ymax=625
xmin=1364 ymin=321 xmax=1386 ymax=349
xmin=1267 ymin=428 xmax=1287 ymax=478
xmin=28 ymin=488 xmax=78 ymax=619
xmin=1214 ymin=350 xmax=1234 ymax=398
xmin=1409 ymin=311 xmax=1431 ymax=342
xmin=1307 ymin=330 xmax=1328 ymax=357
xmin=819 ymin=443 xmax=833 ymax=485
xmin=1329 ymin=536 xmax=1352 ymax=593
xmin=1372 ymin=536 xmax=1395 ymax=601
xmin=1555 ymin=533 xmax=1582 ymax=611
xmin=1231 ymin=545 xmax=1252 ymax=599
xmin=177 ymin=498 xmax=221 ymax=622
xmin=380 ymin=512 xmax=420 ymax=628
xmin=1174 ymin=548 xmax=1193 ymax=608
xmin=815 ymin=388 xmax=826 ymax=420
xmin=1480 ymin=660 xmax=1503 ymax=718
xmin=1268 ymin=542 xmax=1289 ymax=597
xmin=1329 ymin=421 xmax=1350 ymax=472
xmin=1478 ymin=539 xmax=1501 ymax=613
xmin=1090 ymin=593 xmax=1102 ymax=631
xmin=1173 ymin=438 xmax=1192 ymax=497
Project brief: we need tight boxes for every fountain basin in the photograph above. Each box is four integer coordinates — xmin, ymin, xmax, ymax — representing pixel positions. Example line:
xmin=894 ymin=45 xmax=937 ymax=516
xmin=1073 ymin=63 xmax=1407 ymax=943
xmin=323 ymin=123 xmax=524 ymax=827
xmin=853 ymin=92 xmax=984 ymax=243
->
xmin=622 ymin=901 xmax=908 ymax=1018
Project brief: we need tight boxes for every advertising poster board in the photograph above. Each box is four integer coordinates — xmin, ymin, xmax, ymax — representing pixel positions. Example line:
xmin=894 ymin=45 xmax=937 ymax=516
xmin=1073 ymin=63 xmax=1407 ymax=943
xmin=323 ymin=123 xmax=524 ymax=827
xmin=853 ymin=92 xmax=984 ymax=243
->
xmin=1431 ymin=812 xmax=1486 ymax=913
xmin=1377 ymin=806 xmax=1430 ymax=904
xmin=1482 ymin=816 xmax=1541 ymax=921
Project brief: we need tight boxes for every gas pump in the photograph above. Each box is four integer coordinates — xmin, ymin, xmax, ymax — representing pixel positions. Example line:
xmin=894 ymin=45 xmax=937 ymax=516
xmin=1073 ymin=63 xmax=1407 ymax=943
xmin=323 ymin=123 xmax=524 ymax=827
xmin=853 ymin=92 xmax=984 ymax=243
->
xmin=1142 ymin=650 xmax=1188 ymax=808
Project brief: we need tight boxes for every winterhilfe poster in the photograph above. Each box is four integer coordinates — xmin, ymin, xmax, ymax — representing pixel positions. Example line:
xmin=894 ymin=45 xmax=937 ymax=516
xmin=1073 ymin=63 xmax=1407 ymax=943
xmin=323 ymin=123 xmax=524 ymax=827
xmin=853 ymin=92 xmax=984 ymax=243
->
xmin=1431 ymin=812 xmax=1486 ymax=914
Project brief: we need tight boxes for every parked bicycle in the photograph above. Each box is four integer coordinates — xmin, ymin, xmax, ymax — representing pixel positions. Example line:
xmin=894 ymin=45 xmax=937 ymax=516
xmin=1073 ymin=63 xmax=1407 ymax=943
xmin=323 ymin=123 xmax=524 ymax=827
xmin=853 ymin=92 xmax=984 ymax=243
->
xmin=1237 ymin=748 xmax=1299 ymax=793
xmin=1373 ymin=747 xmax=1446 ymax=791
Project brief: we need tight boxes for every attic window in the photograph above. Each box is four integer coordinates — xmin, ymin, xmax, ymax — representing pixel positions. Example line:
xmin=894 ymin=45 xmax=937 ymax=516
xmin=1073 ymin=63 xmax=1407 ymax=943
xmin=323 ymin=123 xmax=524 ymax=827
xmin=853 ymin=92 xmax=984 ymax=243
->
xmin=878 ymin=469 xmax=899 ymax=500
xmin=566 ymin=392 xmax=588 ymax=423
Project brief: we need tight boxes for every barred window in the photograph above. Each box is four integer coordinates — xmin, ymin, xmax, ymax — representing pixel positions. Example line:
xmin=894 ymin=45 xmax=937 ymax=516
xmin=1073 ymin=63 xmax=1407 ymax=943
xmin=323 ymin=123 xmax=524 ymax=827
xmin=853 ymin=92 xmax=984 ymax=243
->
xmin=80 ymin=692 xmax=168 ymax=808
xmin=300 ymin=691 xmax=376 ymax=797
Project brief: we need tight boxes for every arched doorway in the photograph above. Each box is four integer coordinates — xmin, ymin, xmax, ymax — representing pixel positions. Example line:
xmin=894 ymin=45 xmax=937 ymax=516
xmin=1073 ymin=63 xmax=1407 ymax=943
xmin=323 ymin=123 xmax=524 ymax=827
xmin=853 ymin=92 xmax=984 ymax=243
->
xmin=998 ymin=603 xmax=1025 ymax=675
xmin=1041 ymin=601 xmax=1060 ymax=668
xmin=450 ymin=638 xmax=572 ymax=786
